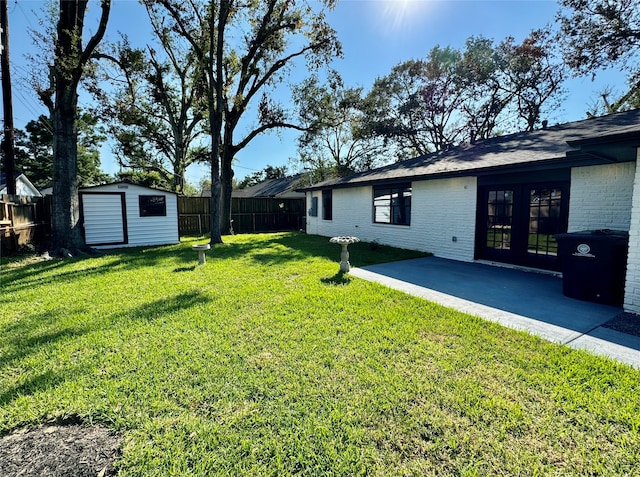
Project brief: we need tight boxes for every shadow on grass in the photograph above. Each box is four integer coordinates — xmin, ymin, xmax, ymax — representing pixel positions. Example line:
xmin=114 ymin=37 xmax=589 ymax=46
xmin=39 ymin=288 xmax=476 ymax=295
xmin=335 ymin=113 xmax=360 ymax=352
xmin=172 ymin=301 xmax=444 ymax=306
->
xmin=0 ymin=369 xmax=69 ymax=406
xmin=1 ymin=233 xmax=427 ymax=297
xmin=0 ymin=291 xmax=211 ymax=406
xmin=0 ymin=239 xmax=205 ymax=296
xmin=118 ymin=291 xmax=209 ymax=322
xmin=321 ymin=272 xmax=351 ymax=286
xmin=0 ymin=306 xmax=91 ymax=368
xmin=173 ymin=265 xmax=197 ymax=273
xmin=179 ymin=232 xmax=429 ymax=268
xmin=0 ymin=326 xmax=89 ymax=368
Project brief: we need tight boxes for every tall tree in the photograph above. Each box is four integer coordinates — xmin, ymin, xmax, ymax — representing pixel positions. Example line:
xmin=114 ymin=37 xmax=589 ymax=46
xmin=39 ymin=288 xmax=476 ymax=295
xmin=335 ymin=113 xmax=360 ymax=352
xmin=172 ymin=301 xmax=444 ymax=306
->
xmin=558 ymin=0 xmax=640 ymax=112
xmin=150 ymin=0 xmax=341 ymax=238
xmin=361 ymin=59 xmax=437 ymax=159
xmin=144 ymin=0 xmax=225 ymax=243
xmin=361 ymin=33 xmax=565 ymax=156
xmin=35 ymin=0 xmax=111 ymax=254
xmin=500 ymin=29 xmax=565 ymax=130
xmin=97 ymin=14 xmax=208 ymax=194
xmin=216 ymin=1 xmax=340 ymax=235
xmin=293 ymin=72 xmax=384 ymax=177
xmin=456 ymin=36 xmax=511 ymax=140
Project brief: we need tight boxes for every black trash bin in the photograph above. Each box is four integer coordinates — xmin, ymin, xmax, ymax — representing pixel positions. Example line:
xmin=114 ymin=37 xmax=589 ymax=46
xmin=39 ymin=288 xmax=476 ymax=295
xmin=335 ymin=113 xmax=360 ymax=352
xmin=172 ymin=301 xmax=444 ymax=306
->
xmin=555 ymin=230 xmax=629 ymax=305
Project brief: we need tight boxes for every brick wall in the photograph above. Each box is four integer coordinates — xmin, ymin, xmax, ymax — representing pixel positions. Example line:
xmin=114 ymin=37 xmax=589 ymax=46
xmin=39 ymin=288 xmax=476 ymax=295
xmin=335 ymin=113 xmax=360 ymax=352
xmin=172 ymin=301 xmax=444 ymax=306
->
xmin=624 ymin=151 xmax=640 ymax=313
xmin=568 ymin=162 xmax=636 ymax=232
xmin=306 ymin=176 xmax=477 ymax=262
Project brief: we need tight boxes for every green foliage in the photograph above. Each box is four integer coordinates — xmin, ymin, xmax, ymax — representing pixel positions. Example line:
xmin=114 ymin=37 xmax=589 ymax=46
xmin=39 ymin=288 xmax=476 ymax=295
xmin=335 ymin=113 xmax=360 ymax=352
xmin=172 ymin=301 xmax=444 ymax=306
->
xmin=558 ymin=0 xmax=640 ymax=113
xmin=14 ymin=114 xmax=111 ymax=189
xmin=115 ymin=170 xmax=171 ymax=190
xmin=293 ymin=72 xmax=385 ymax=177
xmin=361 ymin=31 xmax=564 ymax=159
xmin=1 ymin=233 xmax=639 ymax=476
xmin=237 ymin=165 xmax=288 ymax=189
xmin=100 ymin=33 xmax=208 ymax=195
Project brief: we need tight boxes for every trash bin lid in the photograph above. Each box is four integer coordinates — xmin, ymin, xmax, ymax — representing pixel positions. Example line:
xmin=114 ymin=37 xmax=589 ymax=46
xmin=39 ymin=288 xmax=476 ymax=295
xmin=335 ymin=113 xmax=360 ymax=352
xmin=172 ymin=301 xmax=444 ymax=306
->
xmin=555 ymin=229 xmax=629 ymax=241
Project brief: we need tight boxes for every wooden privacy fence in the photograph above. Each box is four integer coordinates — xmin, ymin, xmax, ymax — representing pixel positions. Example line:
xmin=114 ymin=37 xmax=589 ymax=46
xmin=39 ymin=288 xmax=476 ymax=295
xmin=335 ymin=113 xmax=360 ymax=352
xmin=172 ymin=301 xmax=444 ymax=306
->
xmin=0 ymin=195 xmax=51 ymax=253
xmin=179 ymin=196 xmax=306 ymax=235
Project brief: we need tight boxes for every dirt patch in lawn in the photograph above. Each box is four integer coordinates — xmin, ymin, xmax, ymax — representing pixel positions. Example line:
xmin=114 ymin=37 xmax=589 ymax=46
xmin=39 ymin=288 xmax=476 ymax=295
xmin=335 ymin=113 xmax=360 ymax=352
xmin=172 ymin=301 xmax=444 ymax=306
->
xmin=0 ymin=424 xmax=121 ymax=477
xmin=602 ymin=312 xmax=640 ymax=338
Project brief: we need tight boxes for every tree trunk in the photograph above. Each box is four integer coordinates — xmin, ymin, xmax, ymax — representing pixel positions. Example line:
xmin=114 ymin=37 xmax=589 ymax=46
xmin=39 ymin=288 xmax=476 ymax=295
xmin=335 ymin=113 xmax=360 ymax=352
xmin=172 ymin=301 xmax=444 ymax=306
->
xmin=47 ymin=0 xmax=110 ymax=255
xmin=209 ymin=162 xmax=222 ymax=243
xmin=207 ymin=0 xmax=227 ymax=245
xmin=51 ymin=85 xmax=84 ymax=252
xmin=174 ymin=160 xmax=185 ymax=194
xmin=220 ymin=147 xmax=234 ymax=235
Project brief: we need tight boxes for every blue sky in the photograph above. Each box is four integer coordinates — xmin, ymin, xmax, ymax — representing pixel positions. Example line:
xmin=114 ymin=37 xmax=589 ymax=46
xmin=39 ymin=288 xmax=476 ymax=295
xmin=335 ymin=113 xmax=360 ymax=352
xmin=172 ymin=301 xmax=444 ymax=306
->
xmin=5 ymin=0 xmax=629 ymax=185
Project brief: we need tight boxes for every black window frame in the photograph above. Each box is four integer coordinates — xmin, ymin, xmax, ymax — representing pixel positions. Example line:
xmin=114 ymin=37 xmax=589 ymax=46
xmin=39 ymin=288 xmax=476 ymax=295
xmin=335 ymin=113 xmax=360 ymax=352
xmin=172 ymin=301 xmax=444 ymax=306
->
xmin=139 ymin=195 xmax=167 ymax=217
xmin=309 ymin=196 xmax=318 ymax=217
xmin=373 ymin=183 xmax=411 ymax=226
xmin=322 ymin=189 xmax=333 ymax=221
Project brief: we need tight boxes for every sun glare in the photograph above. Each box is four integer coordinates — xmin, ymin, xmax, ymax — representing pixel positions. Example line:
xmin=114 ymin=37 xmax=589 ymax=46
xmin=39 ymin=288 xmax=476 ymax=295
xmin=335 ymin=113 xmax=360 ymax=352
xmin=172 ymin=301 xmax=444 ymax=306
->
xmin=380 ymin=0 xmax=430 ymax=33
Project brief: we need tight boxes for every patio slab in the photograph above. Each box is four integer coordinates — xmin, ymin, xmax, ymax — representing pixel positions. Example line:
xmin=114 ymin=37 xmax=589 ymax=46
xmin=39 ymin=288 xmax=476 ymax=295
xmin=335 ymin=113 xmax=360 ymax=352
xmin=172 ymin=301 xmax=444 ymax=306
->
xmin=350 ymin=256 xmax=640 ymax=368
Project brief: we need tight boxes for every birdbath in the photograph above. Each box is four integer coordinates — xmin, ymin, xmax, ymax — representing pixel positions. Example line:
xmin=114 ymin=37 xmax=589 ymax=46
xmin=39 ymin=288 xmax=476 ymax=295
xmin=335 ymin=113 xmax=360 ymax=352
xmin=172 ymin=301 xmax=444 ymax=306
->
xmin=329 ymin=236 xmax=360 ymax=273
xmin=192 ymin=243 xmax=211 ymax=265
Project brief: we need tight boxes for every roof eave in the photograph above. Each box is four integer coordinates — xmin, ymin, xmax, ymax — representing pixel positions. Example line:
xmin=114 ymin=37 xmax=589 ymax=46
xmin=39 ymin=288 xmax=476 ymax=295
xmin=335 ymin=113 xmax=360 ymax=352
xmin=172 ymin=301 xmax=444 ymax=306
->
xmin=299 ymin=153 xmax=633 ymax=192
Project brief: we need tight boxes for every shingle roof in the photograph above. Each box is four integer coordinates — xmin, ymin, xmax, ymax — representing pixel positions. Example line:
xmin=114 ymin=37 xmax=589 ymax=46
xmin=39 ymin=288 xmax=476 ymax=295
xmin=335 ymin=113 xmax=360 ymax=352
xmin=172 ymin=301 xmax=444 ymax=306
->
xmin=232 ymin=174 xmax=306 ymax=199
xmin=303 ymin=109 xmax=640 ymax=191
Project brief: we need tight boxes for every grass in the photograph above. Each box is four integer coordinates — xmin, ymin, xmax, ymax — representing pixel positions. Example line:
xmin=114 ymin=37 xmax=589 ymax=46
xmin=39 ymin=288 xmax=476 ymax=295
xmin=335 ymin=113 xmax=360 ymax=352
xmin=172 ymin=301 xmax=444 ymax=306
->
xmin=1 ymin=232 xmax=639 ymax=476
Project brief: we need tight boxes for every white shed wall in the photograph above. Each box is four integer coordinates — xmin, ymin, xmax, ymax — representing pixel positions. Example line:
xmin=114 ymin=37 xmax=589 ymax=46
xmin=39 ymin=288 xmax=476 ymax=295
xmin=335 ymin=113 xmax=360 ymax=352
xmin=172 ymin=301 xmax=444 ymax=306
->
xmin=306 ymin=176 xmax=477 ymax=262
xmin=624 ymin=151 xmax=640 ymax=313
xmin=82 ymin=183 xmax=179 ymax=249
xmin=568 ymin=162 xmax=636 ymax=232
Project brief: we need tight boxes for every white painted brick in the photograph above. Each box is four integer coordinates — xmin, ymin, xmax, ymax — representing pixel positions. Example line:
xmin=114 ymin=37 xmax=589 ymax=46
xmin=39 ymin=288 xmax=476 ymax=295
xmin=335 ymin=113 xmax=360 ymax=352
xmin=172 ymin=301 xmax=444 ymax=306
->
xmin=569 ymin=162 xmax=635 ymax=232
xmin=305 ymin=177 xmax=477 ymax=262
xmin=625 ymin=151 xmax=640 ymax=313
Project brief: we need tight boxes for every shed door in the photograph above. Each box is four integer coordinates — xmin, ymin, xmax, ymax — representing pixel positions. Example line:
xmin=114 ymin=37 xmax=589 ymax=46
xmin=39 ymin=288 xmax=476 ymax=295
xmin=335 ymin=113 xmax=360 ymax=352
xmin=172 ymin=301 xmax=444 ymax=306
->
xmin=81 ymin=192 xmax=127 ymax=246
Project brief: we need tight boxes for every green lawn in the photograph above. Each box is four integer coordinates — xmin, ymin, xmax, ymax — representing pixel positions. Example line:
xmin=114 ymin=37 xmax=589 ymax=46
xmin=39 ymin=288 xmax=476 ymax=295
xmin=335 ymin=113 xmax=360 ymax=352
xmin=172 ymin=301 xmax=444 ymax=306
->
xmin=1 ymin=233 xmax=639 ymax=476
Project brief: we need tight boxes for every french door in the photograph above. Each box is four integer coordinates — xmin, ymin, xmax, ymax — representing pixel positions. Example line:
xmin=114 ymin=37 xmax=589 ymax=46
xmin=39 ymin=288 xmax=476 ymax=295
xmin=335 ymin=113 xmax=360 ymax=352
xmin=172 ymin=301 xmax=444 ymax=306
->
xmin=476 ymin=183 xmax=569 ymax=271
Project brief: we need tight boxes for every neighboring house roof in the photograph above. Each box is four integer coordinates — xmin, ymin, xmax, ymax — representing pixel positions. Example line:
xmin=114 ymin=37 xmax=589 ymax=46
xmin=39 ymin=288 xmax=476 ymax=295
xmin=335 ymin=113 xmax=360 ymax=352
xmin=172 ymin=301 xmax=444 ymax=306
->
xmin=201 ymin=174 xmax=306 ymax=199
xmin=234 ymin=174 xmax=306 ymax=199
xmin=302 ymin=109 xmax=640 ymax=191
xmin=0 ymin=173 xmax=43 ymax=197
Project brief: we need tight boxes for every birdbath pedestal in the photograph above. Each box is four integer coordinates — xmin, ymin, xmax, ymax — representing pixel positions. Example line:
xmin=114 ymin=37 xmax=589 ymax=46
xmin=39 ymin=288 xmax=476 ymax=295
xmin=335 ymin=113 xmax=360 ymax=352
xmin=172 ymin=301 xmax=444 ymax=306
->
xmin=329 ymin=236 xmax=360 ymax=273
xmin=192 ymin=243 xmax=211 ymax=265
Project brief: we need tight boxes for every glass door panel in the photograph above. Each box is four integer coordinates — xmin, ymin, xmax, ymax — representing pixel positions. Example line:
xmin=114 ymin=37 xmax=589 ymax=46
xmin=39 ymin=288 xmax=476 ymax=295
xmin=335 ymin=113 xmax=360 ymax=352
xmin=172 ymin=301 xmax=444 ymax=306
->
xmin=486 ymin=189 xmax=513 ymax=251
xmin=527 ymin=188 xmax=562 ymax=257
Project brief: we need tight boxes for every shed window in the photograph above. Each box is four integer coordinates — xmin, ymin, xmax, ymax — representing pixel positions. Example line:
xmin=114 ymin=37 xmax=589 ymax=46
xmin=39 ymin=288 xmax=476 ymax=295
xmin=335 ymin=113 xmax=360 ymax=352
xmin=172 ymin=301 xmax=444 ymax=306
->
xmin=139 ymin=195 xmax=167 ymax=217
xmin=322 ymin=190 xmax=333 ymax=220
xmin=373 ymin=184 xmax=411 ymax=225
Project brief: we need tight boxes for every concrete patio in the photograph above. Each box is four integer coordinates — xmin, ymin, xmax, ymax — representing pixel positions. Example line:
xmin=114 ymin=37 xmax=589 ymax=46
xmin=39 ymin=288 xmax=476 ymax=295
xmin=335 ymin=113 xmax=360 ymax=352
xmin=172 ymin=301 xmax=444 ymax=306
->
xmin=350 ymin=256 xmax=640 ymax=368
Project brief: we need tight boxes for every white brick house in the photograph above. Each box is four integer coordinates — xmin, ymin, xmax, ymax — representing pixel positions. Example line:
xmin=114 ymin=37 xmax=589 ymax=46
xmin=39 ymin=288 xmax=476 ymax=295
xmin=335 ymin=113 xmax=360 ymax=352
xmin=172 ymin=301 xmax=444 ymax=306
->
xmin=302 ymin=109 xmax=640 ymax=313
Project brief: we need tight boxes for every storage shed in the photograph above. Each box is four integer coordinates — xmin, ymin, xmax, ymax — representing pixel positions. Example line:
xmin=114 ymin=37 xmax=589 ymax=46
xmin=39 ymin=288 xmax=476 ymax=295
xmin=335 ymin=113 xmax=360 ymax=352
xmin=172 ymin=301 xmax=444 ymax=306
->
xmin=79 ymin=182 xmax=179 ymax=249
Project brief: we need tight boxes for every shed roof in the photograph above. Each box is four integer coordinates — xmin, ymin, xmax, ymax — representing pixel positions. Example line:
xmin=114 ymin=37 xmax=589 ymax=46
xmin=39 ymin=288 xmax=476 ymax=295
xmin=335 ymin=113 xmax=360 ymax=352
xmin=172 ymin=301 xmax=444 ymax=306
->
xmin=80 ymin=181 xmax=177 ymax=195
xmin=302 ymin=109 xmax=640 ymax=191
